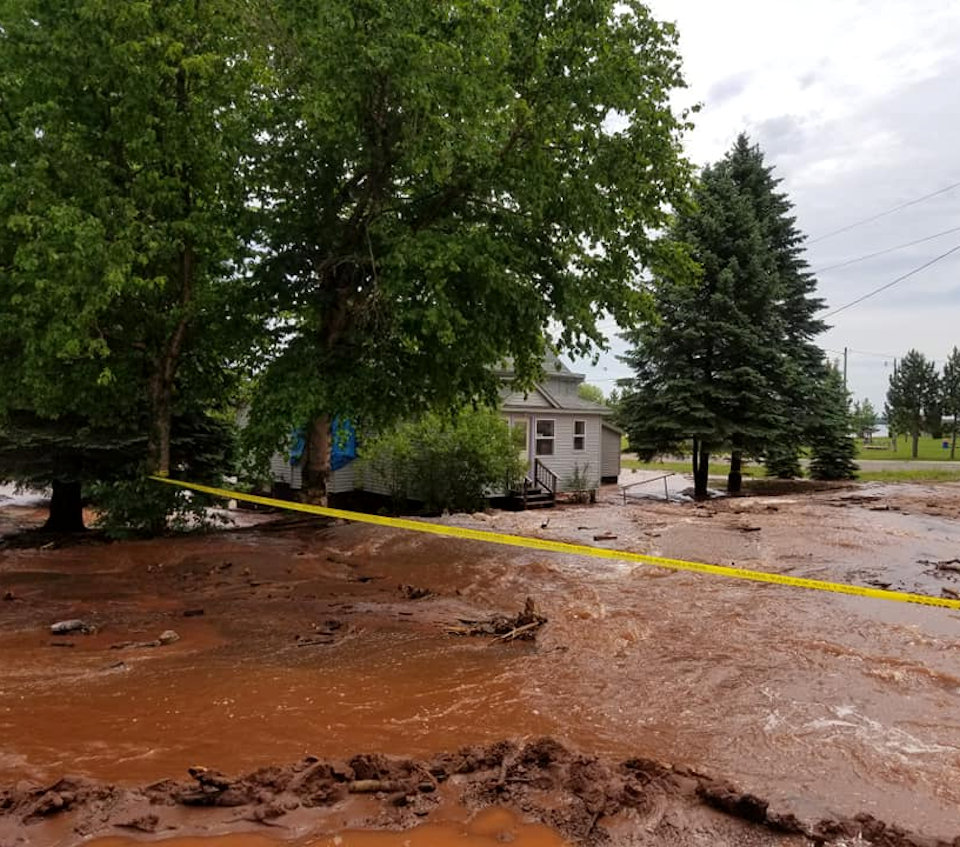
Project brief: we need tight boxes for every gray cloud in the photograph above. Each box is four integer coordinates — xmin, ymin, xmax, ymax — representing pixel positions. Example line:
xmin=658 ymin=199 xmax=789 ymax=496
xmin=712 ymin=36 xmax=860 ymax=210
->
xmin=752 ymin=114 xmax=807 ymax=159
xmin=577 ymin=5 xmax=960 ymax=411
xmin=706 ymin=71 xmax=752 ymax=105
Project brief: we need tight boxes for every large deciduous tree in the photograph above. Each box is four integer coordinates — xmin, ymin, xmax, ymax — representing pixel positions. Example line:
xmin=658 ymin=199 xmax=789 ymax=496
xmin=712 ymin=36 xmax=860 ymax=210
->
xmin=0 ymin=0 xmax=262 ymax=528
xmin=886 ymin=349 xmax=938 ymax=458
xmin=244 ymin=0 xmax=693 ymax=502
xmin=620 ymin=135 xmax=825 ymax=497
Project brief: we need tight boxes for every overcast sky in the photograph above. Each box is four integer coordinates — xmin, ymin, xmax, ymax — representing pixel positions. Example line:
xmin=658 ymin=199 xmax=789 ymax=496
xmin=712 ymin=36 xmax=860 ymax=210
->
xmin=570 ymin=0 xmax=960 ymax=412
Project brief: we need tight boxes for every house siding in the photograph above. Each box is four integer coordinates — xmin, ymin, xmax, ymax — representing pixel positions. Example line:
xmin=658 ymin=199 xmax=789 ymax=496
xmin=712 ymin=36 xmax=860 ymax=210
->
xmin=601 ymin=425 xmax=621 ymax=481
xmin=269 ymin=453 xmax=302 ymax=489
xmin=529 ymin=413 xmax=603 ymax=492
xmin=541 ymin=374 xmax=580 ymax=399
xmin=501 ymin=387 xmax=552 ymax=408
xmin=266 ymin=454 xmax=391 ymax=497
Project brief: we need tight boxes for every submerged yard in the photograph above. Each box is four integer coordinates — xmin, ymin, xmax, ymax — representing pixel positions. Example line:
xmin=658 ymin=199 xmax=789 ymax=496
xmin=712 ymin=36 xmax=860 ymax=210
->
xmin=2 ymin=481 xmax=960 ymax=846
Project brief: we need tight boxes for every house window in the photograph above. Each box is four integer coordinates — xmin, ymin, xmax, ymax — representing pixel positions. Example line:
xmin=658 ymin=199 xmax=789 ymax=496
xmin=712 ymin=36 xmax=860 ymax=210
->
xmin=573 ymin=420 xmax=585 ymax=451
xmin=535 ymin=419 xmax=555 ymax=456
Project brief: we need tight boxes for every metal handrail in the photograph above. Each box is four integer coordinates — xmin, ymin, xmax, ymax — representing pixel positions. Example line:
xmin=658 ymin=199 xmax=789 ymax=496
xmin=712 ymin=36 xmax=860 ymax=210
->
xmin=533 ymin=459 xmax=558 ymax=495
xmin=620 ymin=472 xmax=674 ymax=503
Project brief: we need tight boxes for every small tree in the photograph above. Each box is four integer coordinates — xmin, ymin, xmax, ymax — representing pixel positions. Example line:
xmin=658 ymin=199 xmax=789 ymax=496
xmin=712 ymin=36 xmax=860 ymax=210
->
xmin=764 ymin=445 xmax=802 ymax=479
xmin=577 ymin=384 xmax=607 ymax=406
xmin=360 ymin=409 xmax=524 ymax=514
xmin=808 ymin=365 xmax=858 ymax=480
xmin=925 ymin=375 xmax=944 ymax=440
xmin=942 ymin=347 xmax=960 ymax=460
xmin=850 ymin=399 xmax=879 ymax=442
xmin=886 ymin=350 xmax=938 ymax=458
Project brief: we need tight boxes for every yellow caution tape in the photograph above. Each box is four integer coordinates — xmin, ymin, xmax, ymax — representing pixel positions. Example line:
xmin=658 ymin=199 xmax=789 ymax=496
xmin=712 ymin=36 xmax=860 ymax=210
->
xmin=150 ymin=476 xmax=960 ymax=611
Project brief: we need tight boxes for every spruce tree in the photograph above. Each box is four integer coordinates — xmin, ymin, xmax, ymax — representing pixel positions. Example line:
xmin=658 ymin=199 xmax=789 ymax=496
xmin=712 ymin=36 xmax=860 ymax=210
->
xmin=886 ymin=350 xmax=938 ymax=458
xmin=942 ymin=347 xmax=960 ymax=460
xmin=621 ymin=135 xmax=824 ymax=497
xmin=808 ymin=364 xmax=858 ymax=480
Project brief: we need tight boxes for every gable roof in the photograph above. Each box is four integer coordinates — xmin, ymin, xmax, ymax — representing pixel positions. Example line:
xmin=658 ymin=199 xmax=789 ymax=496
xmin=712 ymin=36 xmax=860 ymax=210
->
xmin=497 ymin=350 xmax=610 ymax=415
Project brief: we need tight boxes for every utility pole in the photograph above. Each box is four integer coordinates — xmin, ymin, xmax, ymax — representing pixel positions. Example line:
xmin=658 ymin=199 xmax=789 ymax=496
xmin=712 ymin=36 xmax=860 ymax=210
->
xmin=843 ymin=347 xmax=848 ymax=388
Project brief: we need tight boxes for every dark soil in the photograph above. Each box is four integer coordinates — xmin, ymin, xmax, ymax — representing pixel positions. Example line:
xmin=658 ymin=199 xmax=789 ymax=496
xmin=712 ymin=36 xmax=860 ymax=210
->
xmin=2 ymin=738 xmax=955 ymax=847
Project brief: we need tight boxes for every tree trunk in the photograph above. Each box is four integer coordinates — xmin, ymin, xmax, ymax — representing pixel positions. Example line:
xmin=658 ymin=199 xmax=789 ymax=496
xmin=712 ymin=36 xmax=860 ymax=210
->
xmin=912 ymin=431 xmax=919 ymax=459
xmin=727 ymin=450 xmax=743 ymax=494
xmin=693 ymin=446 xmax=710 ymax=500
xmin=951 ymin=424 xmax=957 ymax=461
xmin=302 ymin=414 xmax=333 ymax=505
xmin=44 ymin=481 xmax=85 ymax=533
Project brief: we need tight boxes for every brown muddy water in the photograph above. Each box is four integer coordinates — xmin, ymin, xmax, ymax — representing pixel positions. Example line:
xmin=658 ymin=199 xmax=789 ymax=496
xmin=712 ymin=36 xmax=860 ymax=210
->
xmin=87 ymin=807 xmax=569 ymax=847
xmin=3 ymin=482 xmax=960 ymax=844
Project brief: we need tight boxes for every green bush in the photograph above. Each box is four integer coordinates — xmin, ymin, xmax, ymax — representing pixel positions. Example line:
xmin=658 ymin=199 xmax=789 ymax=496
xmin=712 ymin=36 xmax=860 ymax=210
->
xmin=360 ymin=408 xmax=524 ymax=513
xmin=564 ymin=462 xmax=597 ymax=503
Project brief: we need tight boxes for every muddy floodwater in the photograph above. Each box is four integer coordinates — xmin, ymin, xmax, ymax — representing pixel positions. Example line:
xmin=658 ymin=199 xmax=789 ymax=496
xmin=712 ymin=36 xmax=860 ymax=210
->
xmin=3 ymin=481 xmax=960 ymax=845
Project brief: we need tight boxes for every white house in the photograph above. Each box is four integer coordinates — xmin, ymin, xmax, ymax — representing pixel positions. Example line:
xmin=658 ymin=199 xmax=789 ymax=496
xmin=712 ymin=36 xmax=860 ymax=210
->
xmin=497 ymin=353 xmax=621 ymax=505
xmin=269 ymin=354 xmax=622 ymax=507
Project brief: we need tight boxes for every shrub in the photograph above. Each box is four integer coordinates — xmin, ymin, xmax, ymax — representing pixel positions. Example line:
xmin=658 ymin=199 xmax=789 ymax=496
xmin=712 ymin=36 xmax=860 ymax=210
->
xmin=360 ymin=408 xmax=524 ymax=513
xmin=564 ymin=462 xmax=597 ymax=503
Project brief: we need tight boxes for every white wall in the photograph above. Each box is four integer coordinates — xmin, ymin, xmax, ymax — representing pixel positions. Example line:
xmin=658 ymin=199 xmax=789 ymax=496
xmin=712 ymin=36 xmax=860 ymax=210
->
xmin=601 ymin=426 xmax=621 ymax=480
xmin=269 ymin=453 xmax=303 ymax=489
xmin=506 ymin=412 xmax=603 ymax=491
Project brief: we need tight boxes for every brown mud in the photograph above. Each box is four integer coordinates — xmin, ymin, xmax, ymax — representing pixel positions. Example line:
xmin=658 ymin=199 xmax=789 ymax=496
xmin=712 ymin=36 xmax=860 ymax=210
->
xmin=4 ymin=738 xmax=952 ymax=847
xmin=3 ymin=482 xmax=960 ymax=845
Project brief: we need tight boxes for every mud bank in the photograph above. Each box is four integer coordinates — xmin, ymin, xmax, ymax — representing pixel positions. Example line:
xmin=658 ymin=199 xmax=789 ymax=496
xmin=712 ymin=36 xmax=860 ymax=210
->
xmin=4 ymin=738 xmax=955 ymax=847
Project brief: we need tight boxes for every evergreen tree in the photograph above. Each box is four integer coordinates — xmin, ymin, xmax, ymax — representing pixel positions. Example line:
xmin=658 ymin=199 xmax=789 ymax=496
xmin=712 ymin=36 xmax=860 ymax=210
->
xmin=0 ymin=411 xmax=234 ymax=532
xmin=924 ymin=375 xmax=944 ymax=440
xmin=808 ymin=364 xmax=858 ymax=481
xmin=850 ymin=399 xmax=879 ymax=442
xmin=764 ymin=446 xmax=803 ymax=479
xmin=886 ymin=350 xmax=938 ymax=458
xmin=727 ymin=137 xmax=826 ymax=485
xmin=621 ymin=135 xmax=823 ymax=497
xmin=942 ymin=347 xmax=960 ymax=460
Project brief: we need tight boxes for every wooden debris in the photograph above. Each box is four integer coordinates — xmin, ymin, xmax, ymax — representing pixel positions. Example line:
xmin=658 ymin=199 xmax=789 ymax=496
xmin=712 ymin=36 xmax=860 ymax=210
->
xmin=349 ymin=780 xmax=404 ymax=794
xmin=593 ymin=533 xmax=617 ymax=541
xmin=399 ymin=584 xmax=431 ymax=600
xmin=941 ymin=587 xmax=960 ymax=599
xmin=449 ymin=597 xmax=547 ymax=642
xmin=493 ymin=621 xmax=543 ymax=643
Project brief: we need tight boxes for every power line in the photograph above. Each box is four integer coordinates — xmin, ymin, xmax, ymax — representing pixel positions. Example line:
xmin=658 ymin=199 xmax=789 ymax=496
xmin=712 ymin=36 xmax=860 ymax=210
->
xmin=809 ymin=180 xmax=960 ymax=245
xmin=847 ymin=347 xmax=898 ymax=359
xmin=813 ymin=225 xmax=960 ymax=273
xmin=821 ymin=242 xmax=960 ymax=319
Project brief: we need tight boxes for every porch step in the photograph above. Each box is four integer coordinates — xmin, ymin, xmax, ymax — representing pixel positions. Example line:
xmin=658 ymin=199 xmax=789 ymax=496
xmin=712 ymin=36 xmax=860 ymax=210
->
xmin=505 ymin=488 xmax=556 ymax=511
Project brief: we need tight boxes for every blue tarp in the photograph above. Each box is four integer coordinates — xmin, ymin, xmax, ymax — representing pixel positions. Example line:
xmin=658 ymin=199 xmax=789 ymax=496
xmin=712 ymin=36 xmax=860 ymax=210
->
xmin=331 ymin=417 xmax=357 ymax=471
xmin=287 ymin=419 xmax=356 ymax=469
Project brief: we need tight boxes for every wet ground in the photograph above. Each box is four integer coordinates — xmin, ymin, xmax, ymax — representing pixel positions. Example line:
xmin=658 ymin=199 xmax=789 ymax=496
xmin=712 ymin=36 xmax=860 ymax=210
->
xmin=3 ymin=481 xmax=960 ymax=845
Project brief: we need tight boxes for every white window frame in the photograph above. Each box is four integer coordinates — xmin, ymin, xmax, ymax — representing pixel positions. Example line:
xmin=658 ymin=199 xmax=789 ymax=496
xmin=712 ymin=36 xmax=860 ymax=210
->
xmin=573 ymin=419 xmax=586 ymax=451
xmin=535 ymin=418 xmax=555 ymax=456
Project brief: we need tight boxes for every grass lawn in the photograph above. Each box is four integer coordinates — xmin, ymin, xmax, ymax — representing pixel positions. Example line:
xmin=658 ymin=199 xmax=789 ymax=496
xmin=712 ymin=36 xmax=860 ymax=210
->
xmin=856 ymin=435 xmax=958 ymax=461
xmin=856 ymin=468 xmax=960 ymax=482
xmin=622 ymin=457 xmax=960 ymax=484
